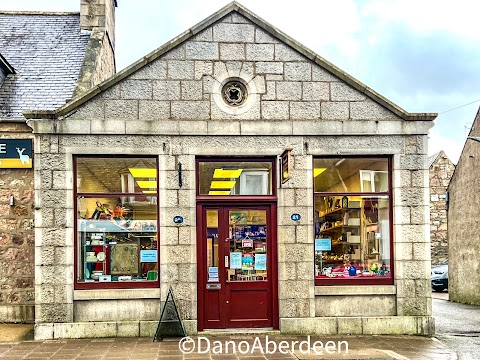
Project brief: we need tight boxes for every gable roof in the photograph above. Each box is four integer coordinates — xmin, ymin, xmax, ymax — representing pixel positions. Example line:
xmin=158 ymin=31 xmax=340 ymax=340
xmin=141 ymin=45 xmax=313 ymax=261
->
xmin=428 ymin=152 xmax=441 ymax=168
xmin=448 ymin=106 xmax=480 ymax=191
xmin=0 ymin=53 xmax=15 ymax=75
xmin=428 ymin=150 xmax=453 ymax=168
xmin=23 ymin=1 xmax=437 ymax=121
xmin=0 ymin=11 xmax=89 ymax=119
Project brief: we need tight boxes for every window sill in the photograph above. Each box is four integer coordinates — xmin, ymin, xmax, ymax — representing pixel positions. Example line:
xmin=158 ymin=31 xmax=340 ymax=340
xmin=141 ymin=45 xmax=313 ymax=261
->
xmin=315 ymin=276 xmax=393 ymax=286
xmin=74 ymin=288 xmax=160 ymax=300
xmin=315 ymin=285 xmax=396 ymax=296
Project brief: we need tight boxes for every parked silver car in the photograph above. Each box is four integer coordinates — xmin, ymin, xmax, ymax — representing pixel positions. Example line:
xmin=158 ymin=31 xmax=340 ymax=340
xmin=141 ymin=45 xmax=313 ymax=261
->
xmin=431 ymin=259 xmax=448 ymax=292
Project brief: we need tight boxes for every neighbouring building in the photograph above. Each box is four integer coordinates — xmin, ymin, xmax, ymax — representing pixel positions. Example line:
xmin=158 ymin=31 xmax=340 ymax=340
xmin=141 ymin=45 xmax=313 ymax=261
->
xmin=428 ymin=151 xmax=454 ymax=265
xmin=0 ymin=0 xmax=116 ymax=323
xmin=24 ymin=2 xmax=437 ymax=340
xmin=448 ymin=107 xmax=480 ymax=306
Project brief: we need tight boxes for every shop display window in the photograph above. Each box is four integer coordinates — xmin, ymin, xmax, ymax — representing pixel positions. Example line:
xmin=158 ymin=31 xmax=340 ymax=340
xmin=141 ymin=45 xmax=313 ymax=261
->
xmin=313 ymin=157 xmax=393 ymax=285
xmin=75 ymin=157 xmax=159 ymax=289
xmin=198 ymin=160 xmax=273 ymax=196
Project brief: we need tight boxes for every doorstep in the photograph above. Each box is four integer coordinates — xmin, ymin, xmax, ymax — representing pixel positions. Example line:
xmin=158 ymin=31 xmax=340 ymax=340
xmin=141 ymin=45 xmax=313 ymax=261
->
xmin=199 ymin=328 xmax=281 ymax=336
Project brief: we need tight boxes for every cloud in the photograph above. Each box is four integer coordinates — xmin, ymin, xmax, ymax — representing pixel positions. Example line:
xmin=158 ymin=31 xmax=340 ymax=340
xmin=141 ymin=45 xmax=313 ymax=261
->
xmin=357 ymin=27 xmax=480 ymax=96
xmin=362 ymin=0 xmax=480 ymax=39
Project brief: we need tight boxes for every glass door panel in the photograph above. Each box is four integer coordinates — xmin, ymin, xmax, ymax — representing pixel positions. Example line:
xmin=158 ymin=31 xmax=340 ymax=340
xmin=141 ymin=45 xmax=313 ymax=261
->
xmin=227 ymin=209 xmax=267 ymax=282
xmin=206 ymin=210 xmax=219 ymax=282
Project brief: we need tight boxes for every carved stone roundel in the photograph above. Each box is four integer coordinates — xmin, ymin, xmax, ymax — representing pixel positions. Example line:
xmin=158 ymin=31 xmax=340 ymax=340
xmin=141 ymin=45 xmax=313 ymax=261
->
xmin=222 ymin=81 xmax=247 ymax=106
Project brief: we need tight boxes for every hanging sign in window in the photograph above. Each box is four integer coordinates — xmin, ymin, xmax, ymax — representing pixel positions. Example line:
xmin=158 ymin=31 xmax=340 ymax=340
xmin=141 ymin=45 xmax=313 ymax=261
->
xmin=0 ymin=139 xmax=32 ymax=168
xmin=242 ymin=238 xmax=253 ymax=248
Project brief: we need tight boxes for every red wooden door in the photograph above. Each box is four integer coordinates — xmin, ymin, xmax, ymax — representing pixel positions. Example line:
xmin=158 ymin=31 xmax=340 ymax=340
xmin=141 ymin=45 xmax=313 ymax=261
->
xmin=199 ymin=206 xmax=275 ymax=329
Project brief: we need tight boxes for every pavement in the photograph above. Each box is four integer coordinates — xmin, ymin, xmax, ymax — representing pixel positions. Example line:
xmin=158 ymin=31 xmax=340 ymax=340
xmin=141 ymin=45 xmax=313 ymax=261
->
xmin=0 ymin=328 xmax=457 ymax=359
xmin=0 ymin=292 xmax=467 ymax=360
xmin=0 ymin=324 xmax=33 ymax=342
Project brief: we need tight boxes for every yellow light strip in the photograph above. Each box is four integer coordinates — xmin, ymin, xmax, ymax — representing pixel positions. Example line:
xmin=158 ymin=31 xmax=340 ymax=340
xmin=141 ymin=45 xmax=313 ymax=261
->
xmin=142 ymin=191 xmax=157 ymax=194
xmin=213 ymin=168 xmax=243 ymax=179
xmin=314 ymin=168 xmax=327 ymax=177
xmin=210 ymin=181 xmax=236 ymax=189
xmin=129 ymin=168 xmax=157 ymax=178
xmin=136 ymin=180 xmax=157 ymax=189
xmin=209 ymin=191 xmax=231 ymax=195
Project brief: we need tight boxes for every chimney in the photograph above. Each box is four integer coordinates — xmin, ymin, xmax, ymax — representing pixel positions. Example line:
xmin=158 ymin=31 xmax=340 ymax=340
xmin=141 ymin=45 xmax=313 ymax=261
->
xmin=80 ymin=0 xmax=117 ymax=50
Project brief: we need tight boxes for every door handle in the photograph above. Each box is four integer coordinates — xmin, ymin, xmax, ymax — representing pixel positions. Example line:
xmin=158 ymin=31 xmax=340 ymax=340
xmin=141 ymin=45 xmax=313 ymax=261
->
xmin=226 ymin=300 xmax=229 ymax=304
xmin=225 ymin=255 xmax=229 ymax=268
xmin=225 ymin=237 xmax=229 ymax=242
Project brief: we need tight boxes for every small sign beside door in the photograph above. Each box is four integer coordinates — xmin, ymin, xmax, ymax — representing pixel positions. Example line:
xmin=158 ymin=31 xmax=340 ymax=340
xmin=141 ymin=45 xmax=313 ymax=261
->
xmin=291 ymin=213 xmax=301 ymax=221
xmin=173 ymin=216 xmax=184 ymax=224
xmin=281 ymin=149 xmax=292 ymax=183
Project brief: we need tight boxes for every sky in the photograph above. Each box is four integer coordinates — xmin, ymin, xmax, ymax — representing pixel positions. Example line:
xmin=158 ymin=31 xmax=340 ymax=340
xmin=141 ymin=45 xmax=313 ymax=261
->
xmin=2 ymin=0 xmax=479 ymax=164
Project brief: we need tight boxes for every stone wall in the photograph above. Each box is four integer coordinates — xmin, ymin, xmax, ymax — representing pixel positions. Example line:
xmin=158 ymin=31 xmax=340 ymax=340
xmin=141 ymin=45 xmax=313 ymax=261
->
xmin=74 ymin=30 xmax=115 ymax=98
xmin=80 ymin=0 xmax=116 ymax=47
xmin=448 ymin=109 xmax=480 ymax=305
xmin=28 ymin=9 xmax=435 ymax=337
xmin=75 ymin=0 xmax=116 ymax=97
xmin=0 ymin=122 xmax=35 ymax=323
xmin=429 ymin=151 xmax=454 ymax=265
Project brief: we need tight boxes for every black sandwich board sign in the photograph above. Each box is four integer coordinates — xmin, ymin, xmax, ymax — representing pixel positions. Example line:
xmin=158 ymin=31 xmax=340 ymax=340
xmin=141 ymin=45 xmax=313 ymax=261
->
xmin=0 ymin=139 xmax=33 ymax=168
xmin=153 ymin=286 xmax=186 ymax=341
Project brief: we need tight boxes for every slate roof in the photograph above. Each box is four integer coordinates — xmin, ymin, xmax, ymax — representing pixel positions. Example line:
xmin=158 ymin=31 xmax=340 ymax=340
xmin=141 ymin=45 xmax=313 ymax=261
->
xmin=428 ymin=152 xmax=441 ymax=168
xmin=0 ymin=12 xmax=89 ymax=119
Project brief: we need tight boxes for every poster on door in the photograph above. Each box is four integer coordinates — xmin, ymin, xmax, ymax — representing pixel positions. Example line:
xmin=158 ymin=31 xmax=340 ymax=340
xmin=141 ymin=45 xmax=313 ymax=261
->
xmin=208 ymin=267 xmax=219 ymax=282
xmin=230 ymin=252 xmax=242 ymax=269
xmin=254 ymin=254 xmax=267 ymax=270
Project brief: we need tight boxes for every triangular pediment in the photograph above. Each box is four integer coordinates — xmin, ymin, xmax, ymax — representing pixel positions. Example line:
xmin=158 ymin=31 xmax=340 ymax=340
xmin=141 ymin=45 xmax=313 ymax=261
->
xmin=24 ymin=1 xmax=436 ymax=131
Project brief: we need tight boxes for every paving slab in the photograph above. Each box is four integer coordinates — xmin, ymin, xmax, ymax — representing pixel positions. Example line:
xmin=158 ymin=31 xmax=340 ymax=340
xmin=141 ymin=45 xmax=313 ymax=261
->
xmin=0 ymin=334 xmax=457 ymax=359
xmin=0 ymin=324 xmax=33 ymax=342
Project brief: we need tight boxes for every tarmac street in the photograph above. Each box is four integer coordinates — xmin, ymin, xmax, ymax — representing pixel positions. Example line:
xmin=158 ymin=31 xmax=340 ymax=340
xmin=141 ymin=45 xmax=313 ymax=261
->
xmin=432 ymin=290 xmax=480 ymax=360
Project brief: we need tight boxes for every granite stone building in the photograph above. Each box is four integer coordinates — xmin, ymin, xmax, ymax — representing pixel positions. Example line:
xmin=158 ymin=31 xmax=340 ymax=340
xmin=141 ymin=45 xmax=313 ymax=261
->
xmin=25 ymin=2 xmax=437 ymax=339
xmin=448 ymin=107 xmax=480 ymax=305
xmin=428 ymin=151 xmax=454 ymax=265
xmin=0 ymin=0 xmax=116 ymax=323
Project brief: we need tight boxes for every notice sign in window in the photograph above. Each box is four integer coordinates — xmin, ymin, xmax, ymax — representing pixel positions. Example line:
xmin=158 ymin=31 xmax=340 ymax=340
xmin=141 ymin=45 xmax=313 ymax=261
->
xmin=140 ymin=250 xmax=157 ymax=262
xmin=0 ymin=139 xmax=33 ymax=168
